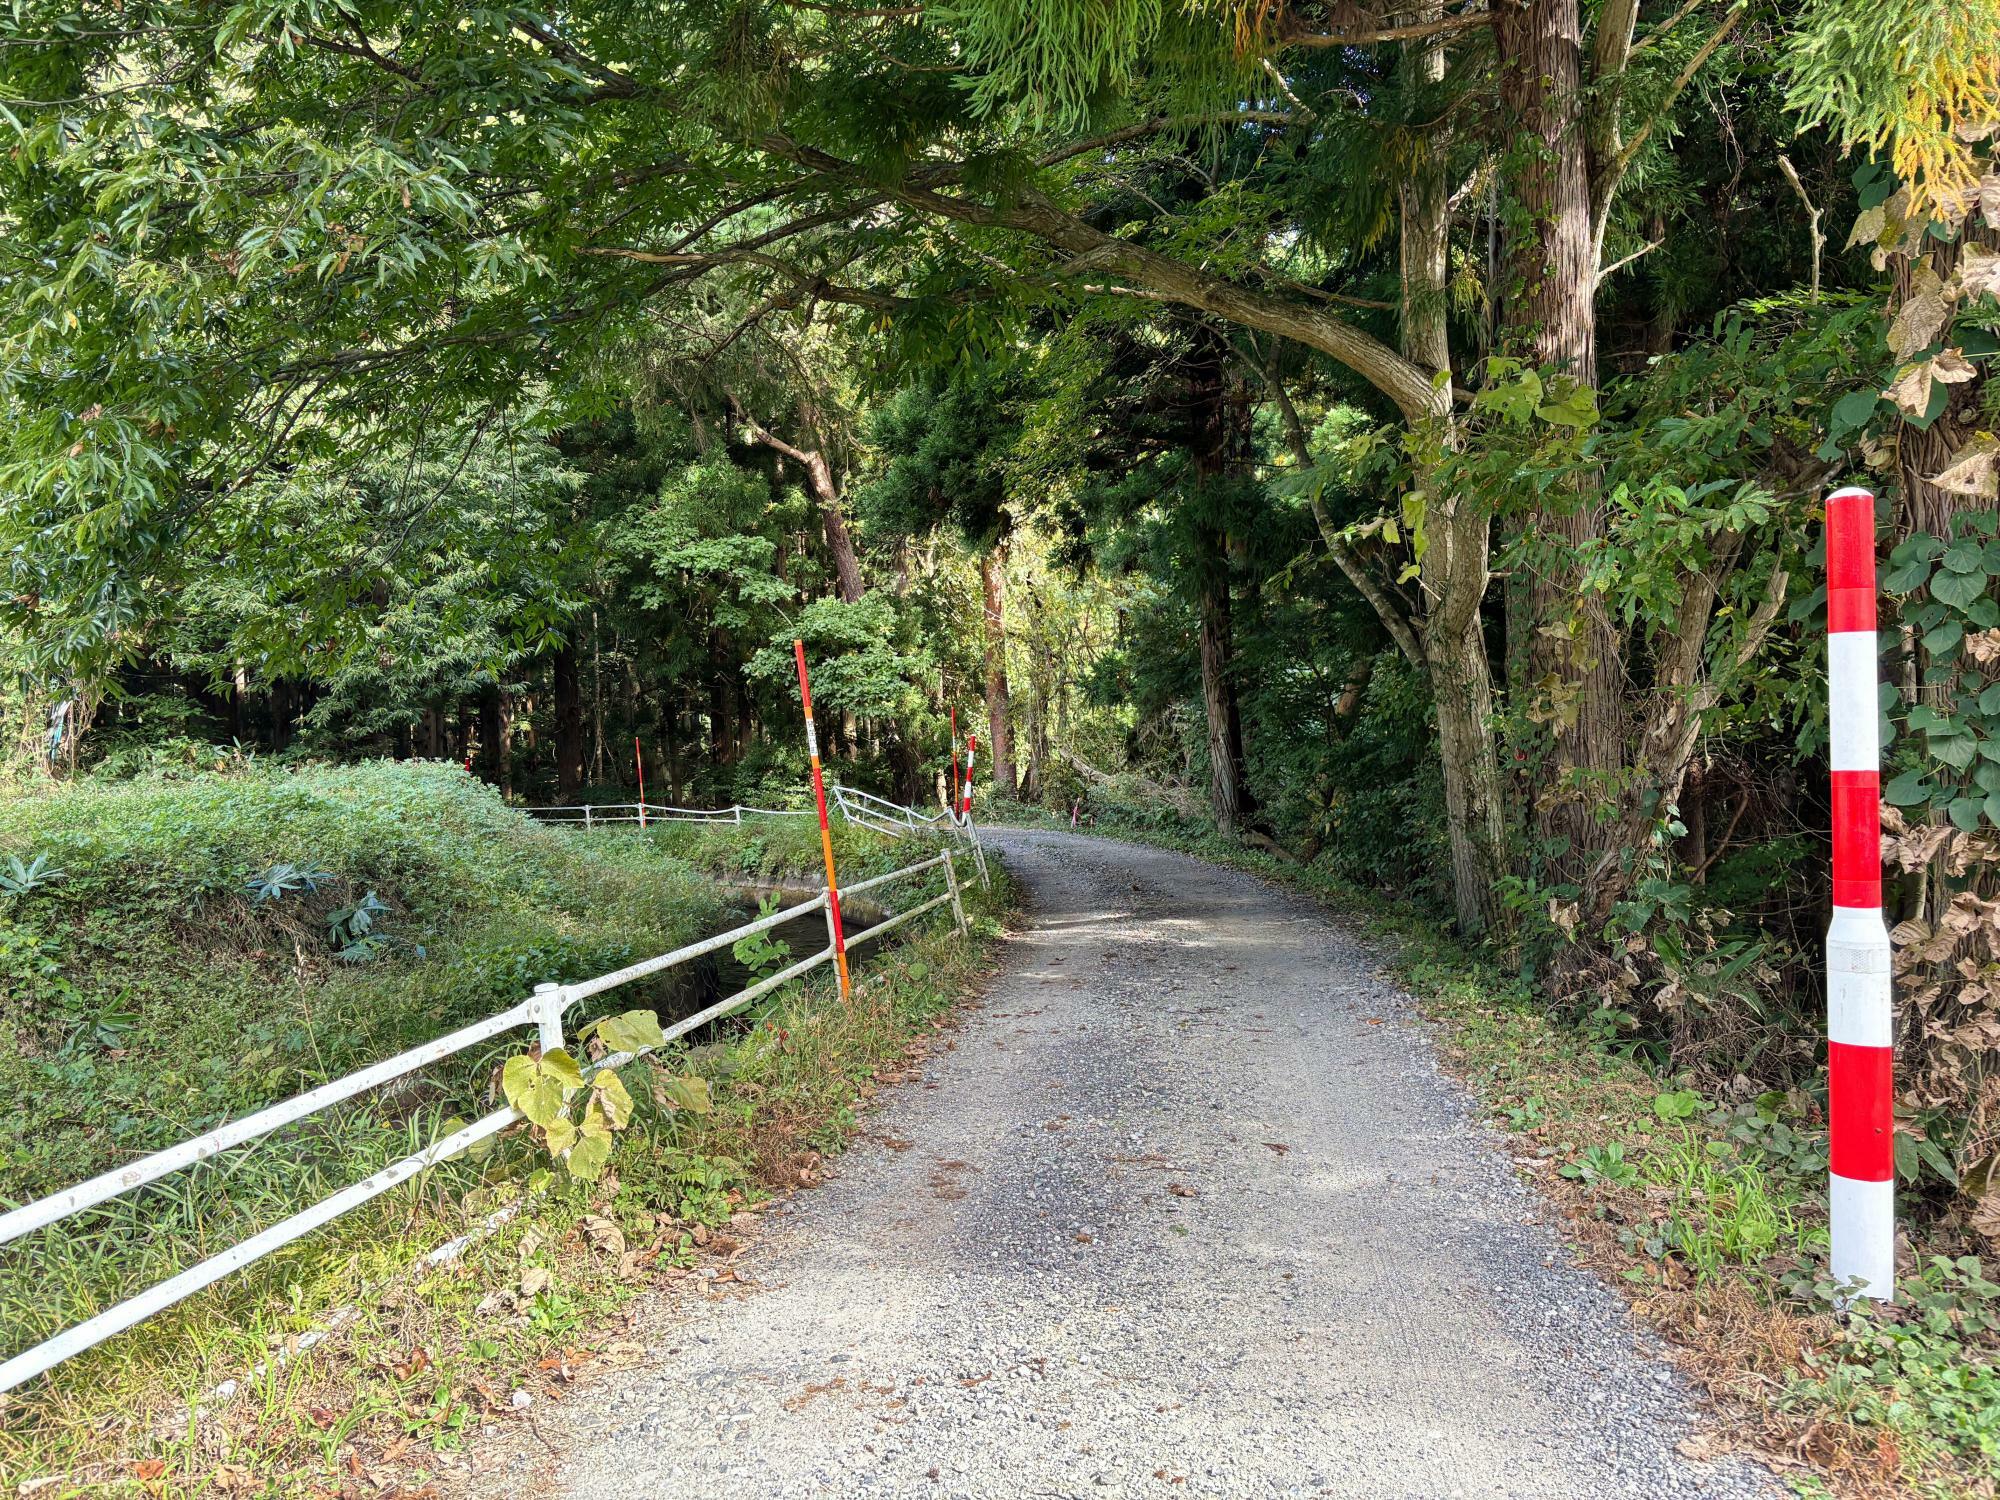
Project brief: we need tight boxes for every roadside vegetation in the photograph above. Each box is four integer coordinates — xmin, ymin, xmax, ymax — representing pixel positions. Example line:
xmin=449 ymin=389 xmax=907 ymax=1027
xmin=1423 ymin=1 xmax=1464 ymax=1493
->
xmin=0 ymin=765 xmax=1009 ymax=1497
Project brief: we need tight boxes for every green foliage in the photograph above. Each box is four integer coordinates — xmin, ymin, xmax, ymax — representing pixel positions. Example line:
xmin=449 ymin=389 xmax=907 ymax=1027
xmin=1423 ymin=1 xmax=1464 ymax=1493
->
xmin=731 ymin=894 xmax=793 ymax=980
xmin=1879 ymin=512 xmax=2000 ymax=827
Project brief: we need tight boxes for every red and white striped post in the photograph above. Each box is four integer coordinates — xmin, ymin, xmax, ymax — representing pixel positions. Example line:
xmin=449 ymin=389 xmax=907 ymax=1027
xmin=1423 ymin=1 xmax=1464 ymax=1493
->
xmin=1826 ymin=484 xmax=1893 ymax=1300
xmin=794 ymin=640 xmax=852 ymax=1001
xmin=961 ymin=734 xmax=978 ymax=821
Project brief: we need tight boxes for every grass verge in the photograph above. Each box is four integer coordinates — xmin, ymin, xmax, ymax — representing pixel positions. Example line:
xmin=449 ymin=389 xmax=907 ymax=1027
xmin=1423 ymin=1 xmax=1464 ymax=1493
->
xmin=0 ymin=769 xmax=1012 ymax=1497
xmin=998 ymin=806 xmax=2000 ymax=1500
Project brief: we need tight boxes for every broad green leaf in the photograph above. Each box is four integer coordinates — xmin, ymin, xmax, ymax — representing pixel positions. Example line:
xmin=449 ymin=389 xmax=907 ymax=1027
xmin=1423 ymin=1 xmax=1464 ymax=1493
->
xmin=655 ymin=1073 xmax=713 ymax=1115
xmin=1942 ymin=539 xmax=1987 ymax=575
xmin=593 ymin=1068 xmax=635 ymax=1130
xmin=1830 ymin=389 xmax=1879 ymax=435
xmin=503 ymin=1055 xmax=566 ymax=1127
xmin=1931 ymin=730 xmax=1979 ymax=769
xmin=1924 ymin=621 xmax=1964 ymax=654
xmin=1933 ymin=569 xmax=1988 ymax=609
xmin=566 ymin=1133 xmax=612 ymax=1180
xmin=1949 ymin=796 xmax=1986 ymax=831
xmin=593 ymin=1009 xmax=666 ymax=1056
xmin=1884 ymin=769 xmax=1933 ymax=806
xmin=543 ymin=1047 xmax=584 ymax=1089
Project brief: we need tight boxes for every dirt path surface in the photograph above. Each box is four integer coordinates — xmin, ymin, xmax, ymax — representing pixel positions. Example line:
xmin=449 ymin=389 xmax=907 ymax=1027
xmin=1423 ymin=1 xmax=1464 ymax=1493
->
xmin=462 ymin=830 xmax=1773 ymax=1499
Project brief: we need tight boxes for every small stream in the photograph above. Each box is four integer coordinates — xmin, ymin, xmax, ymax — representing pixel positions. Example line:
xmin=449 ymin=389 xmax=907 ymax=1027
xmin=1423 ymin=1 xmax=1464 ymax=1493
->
xmin=655 ymin=884 xmax=890 ymax=1031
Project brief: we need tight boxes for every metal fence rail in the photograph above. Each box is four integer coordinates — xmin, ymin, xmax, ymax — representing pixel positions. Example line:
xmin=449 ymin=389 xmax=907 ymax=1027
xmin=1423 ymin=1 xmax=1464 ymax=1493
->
xmin=0 ymin=848 xmax=972 ymax=1396
xmin=524 ymin=787 xmax=988 ymax=885
xmin=526 ymin=802 xmax=815 ymax=828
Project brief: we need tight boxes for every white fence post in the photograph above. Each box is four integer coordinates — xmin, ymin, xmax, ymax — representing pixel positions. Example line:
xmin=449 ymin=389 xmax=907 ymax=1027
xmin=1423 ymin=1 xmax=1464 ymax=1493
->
xmin=944 ymin=849 xmax=968 ymax=936
xmin=532 ymin=983 xmax=567 ymax=1054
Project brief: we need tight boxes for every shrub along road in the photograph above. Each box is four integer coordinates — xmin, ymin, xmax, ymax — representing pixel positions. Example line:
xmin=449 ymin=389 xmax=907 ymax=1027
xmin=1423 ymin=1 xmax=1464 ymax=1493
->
xmin=461 ymin=831 xmax=1774 ymax=1498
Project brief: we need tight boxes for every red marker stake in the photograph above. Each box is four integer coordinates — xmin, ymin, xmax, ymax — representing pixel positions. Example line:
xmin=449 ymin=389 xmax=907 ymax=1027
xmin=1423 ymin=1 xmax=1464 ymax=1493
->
xmin=635 ymin=736 xmax=647 ymax=830
xmin=961 ymin=735 xmax=978 ymax=820
xmin=1825 ymin=485 xmax=1892 ymax=1300
xmin=795 ymin=640 xmax=852 ymax=1001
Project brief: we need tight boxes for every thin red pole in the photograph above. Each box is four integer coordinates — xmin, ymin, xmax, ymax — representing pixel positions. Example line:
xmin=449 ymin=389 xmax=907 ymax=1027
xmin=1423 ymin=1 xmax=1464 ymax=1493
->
xmin=635 ymin=736 xmax=647 ymax=829
xmin=1825 ymin=485 xmax=1892 ymax=1299
xmin=795 ymin=640 xmax=852 ymax=1001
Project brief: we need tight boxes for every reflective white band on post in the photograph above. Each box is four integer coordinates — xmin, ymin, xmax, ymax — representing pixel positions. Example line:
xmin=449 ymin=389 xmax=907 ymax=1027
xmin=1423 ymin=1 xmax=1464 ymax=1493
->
xmin=1825 ymin=484 xmax=1893 ymax=1302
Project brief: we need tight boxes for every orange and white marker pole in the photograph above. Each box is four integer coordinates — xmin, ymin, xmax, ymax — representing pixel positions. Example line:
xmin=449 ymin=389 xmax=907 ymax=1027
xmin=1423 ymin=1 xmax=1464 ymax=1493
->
xmin=961 ymin=734 xmax=978 ymax=820
xmin=1826 ymin=486 xmax=1892 ymax=1299
xmin=634 ymin=736 xmax=647 ymax=829
xmin=795 ymin=640 xmax=852 ymax=1000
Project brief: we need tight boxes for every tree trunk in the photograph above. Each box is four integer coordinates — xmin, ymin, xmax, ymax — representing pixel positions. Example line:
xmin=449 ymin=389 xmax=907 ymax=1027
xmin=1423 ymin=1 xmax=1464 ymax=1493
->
xmin=734 ymin=400 xmax=866 ymax=603
xmin=807 ymin=450 xmax=867 ymax=605
xmin=1426 ymin=598 xmax=1512 ymax=935
xmin=1498 ymin=0 xmax=1624 ymax=881
xmin=1399 ymin=11 xmax=1509 ymax=933
xmin=1188 ymin=327 xmax=1257 ymax=835
xmin=478 ymin=683 xmax=505 ymax=788
xmin=553 ymin=645 xmax=585 ymax=799
xmin=980 ymin=542 xmax=1017 ymax=797
xmin=1198 ymin=553 xmax=1253 ymax=835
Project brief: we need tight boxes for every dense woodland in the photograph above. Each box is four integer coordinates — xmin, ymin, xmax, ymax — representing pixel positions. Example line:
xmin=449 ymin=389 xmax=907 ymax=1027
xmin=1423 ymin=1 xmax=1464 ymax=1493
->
xmin=2 ymin=0 xmax=2000 ymax=1288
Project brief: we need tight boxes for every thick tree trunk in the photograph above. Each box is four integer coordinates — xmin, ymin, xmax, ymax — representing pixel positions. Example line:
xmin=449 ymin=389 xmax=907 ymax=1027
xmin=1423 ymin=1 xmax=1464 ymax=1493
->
xmin=806 ymin=450 xmax=867 ymax=605
xmin=1498 ymin=0 xmax=1623 ymax=880
xmin=980 ymin=543 xmax=1017 ymax=797
xmin=1425 ymin=598 xmax=1512 ymax=935
xmin=552 ymin=645 xmax=585 ymax=800
xmin=1403 ymin=14 xmax=1509 ymax=934
xmin=500 ymin=692 xmax=515 ymax=799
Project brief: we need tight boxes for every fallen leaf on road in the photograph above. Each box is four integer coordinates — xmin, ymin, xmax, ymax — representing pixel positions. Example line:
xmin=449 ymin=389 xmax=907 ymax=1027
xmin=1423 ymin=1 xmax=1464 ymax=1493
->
xmin=1262 ymin=1142 xmax=1290 ymax=1156
xmin=1167 ymin=1183 xmax=1198 ymax=1197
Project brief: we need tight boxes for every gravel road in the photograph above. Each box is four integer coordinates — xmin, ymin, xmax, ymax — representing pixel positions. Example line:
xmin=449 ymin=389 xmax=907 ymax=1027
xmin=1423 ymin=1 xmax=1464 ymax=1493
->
xmin=461 ymin=829 xmax=1775 ymax=1499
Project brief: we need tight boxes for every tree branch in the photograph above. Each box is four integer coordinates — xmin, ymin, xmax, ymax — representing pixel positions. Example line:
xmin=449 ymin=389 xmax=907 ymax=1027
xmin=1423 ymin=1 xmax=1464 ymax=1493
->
xmin=1594 ymin=236 xmax=1661 ymax=286
xmin=1277 ymin=10 xmax=1494 ymax=48
xmin=575 ymin=245 xmax=913 ymax=313
xmin=507 ymin=12 xmax=641 ymax=96
xmin=1252 ymin=349 xmax=1424 ymax=666
xmin=1590 ymin=2 xmax=1745 ymax=256
xmin=757 ymin=133 xmax=1444 ymax=421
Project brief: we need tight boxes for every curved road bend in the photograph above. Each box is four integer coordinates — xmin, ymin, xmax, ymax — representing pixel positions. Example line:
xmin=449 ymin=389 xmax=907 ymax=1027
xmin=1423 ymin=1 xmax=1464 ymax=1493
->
xmin=462 ymin=829 xmax=1773 ymax=1500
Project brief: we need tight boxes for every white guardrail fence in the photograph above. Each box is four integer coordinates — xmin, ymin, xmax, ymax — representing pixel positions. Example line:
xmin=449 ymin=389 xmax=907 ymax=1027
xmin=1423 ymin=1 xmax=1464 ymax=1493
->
xmin=0 ymin=810 xmax=982 ymax=1397
xmin=527 ymin=783 xmax=989 ymax=884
